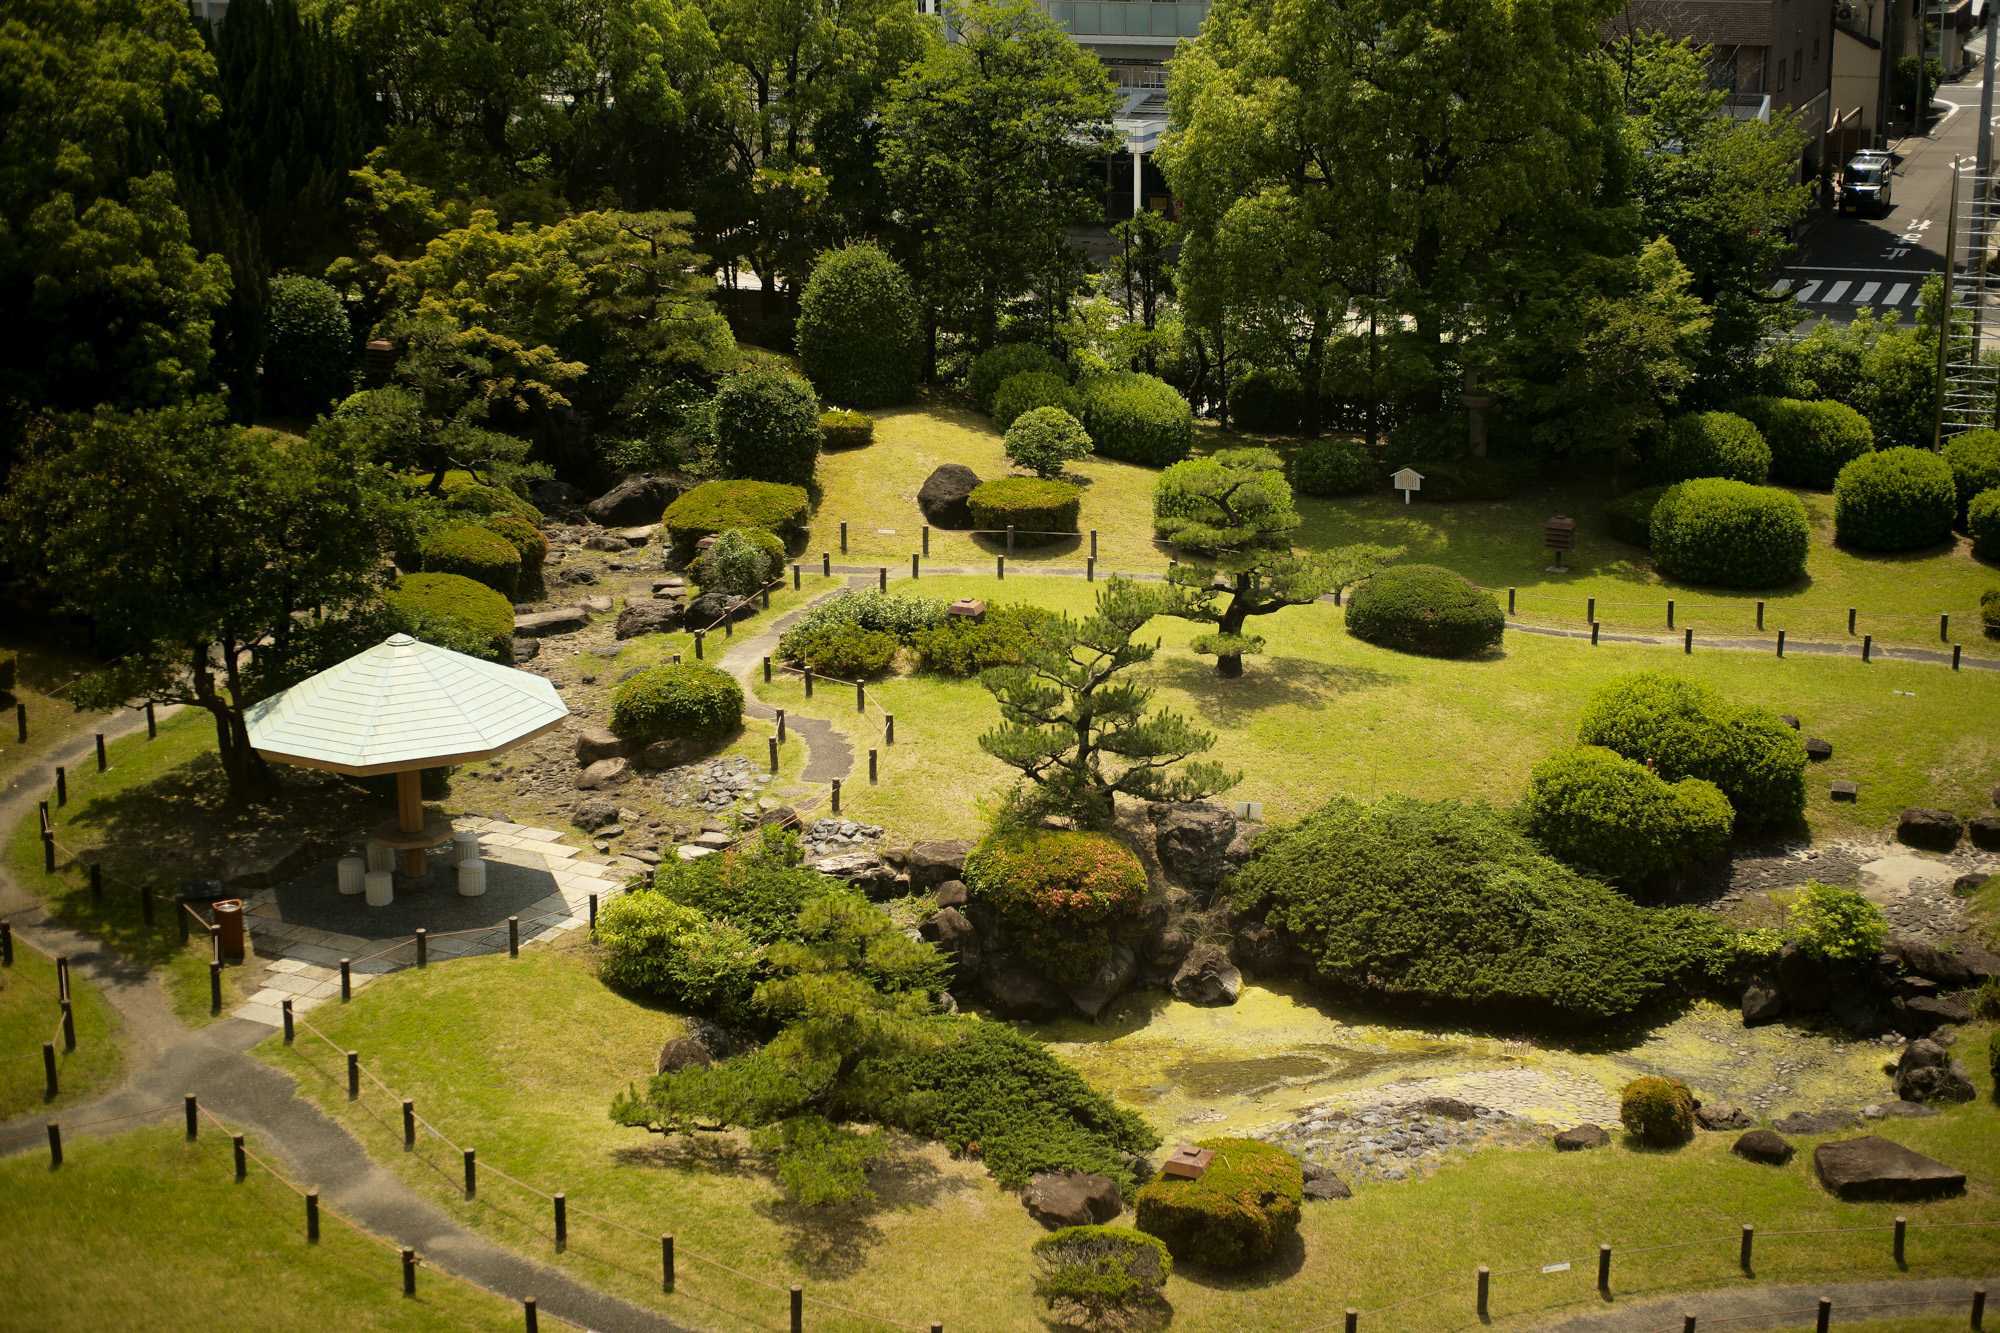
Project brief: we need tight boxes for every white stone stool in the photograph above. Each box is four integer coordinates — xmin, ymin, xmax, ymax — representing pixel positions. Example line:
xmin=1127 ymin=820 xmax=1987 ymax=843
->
xmin=363 ymin=870 xmax=395 ymax=906
xmin=337 ymin=856 xmax=367 ymax=896
xmin=457 ymin=860 xmax=487 ymax=897
xmin=452 ymin=831 xmax=482 ymax=865
xmin=365 ymin=842 xmax=397 ymax=874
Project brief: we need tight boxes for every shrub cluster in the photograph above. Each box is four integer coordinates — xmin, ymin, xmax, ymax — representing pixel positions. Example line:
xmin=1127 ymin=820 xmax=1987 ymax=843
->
xmin=909 ymin=603 xmax=1055 ymax=675
xmin=1834 ymin=446 xmax=1957 ymax=550
xmin=1646 ymin=411 xmax=1770 ymax=485
xmin=1031 ymin=1226 xmax=1171 ymax=1319
xmin=1943 ymin=430 xmax=2000 ymax=523
xmin=648 ymin=850 xmax=831 ymax=943
xmin=663 ymin=480 xmax=810 ymax=557
xmin=610 ymin=662 xmax=744 ymax=743
xmin=1132 ymin=1138 xmax=1302 ymax=1269
xmin=1648 ymin=479 xmax=1810 ymax=588
xmin=791 ymin=624 xmax=899 ymax=677
xmin=1228 ymin=368 xmax=1305 ymax=433
xmin=595 ymin=891 xmax=763 ymax=1026
xmin=1523 ymin=747 xmax=1733 ymax=893
xmin=969 ymin=477 xmax=1082 ymax=542
xmin=1784 ymin=881 xmax=1887 ymax=962
xmin=1619 ymin=1077 xmax=1695 ymax=1145
xmin=418 ymin=525 xmax=520 ymax=596
xmin=263 ymin=276 xmax=351 ymax=417
xmin=1734 ymin=397 xmax=1875 ymax=488
xmin=992 ymin=371 xmax=1083 ymax=431
xmin=1077 ymin=372 xmax=1194 ymax=467
xmin=383 ymin=573 xmax=514 ymax=662
xmin=1234 ymin=795 xmax=1731 ymax=1019
xmin=437 ymin=472 xmax=542 ymax=523
xmin=775 ymin=590 xmax=946 ymax=663
xmin=818 ymin=410 xmax=875 ymax=450
xmin=1344 ymin=564 xmax=1504 ymax=657
xmin=795 ymin=243 xmax=918 ymax=408
xmin=691 ymin=527 xmax=785 ymax=596
xmin=963 ymin=830 xmax=1147 ymax=982
xmin=713 ymin=370 xmax=822 ymax=487
xmin=1605 ymin=484 xmax=1668 ymax=548
xmin=1004 ymin=406 xmax=1093 ymax=478
xmin=481 ymin=513 xmax=548 ymax=575
xmin=1971 ymin=489 xmax=2000 ymax=561
xmin=1576 ymin=671 xmax=1807 ymax=830
xmin=969 ymin=343 xmax=1066 ymax=412
xmin=1292 ymin=438 xmax=1375 ymax=496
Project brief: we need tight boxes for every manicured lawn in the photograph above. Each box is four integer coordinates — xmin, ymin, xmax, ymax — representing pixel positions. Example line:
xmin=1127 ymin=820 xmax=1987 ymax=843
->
xmin=0 ymin=1123 xmax=526 ymax=1331
xmin=754 ymin=573 xmax=2000 ymax=841
xmin=0 ymin=633 xmax=113 ymax=792
xmin=257 ymin=946 xmax=2000 ymax=1333
xmin=0 ymin=936 xmax=121 ymax=1121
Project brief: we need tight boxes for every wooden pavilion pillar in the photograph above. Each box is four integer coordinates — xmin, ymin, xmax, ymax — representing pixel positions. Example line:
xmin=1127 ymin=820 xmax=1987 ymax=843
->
xmin=396 ymin=769 xmax=427 ymax=877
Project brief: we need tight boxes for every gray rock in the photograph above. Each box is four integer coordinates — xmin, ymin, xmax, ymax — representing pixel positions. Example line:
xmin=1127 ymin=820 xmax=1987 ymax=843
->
xmin=655 ymin=1037 xmax=714 ymax=1073
xmin=574 ymin=757 xmax=633 ymax=789
xmin=928 ymin=907 xmax=980 ymax=984
xmin=640 ymin=738 xmax=708 ymax=770
xmin=572 ymin=799 xmax=620 ymax=832
xmin=533 ymin=479 xmax=586 ymax=507
xmin=1887 ymin=938 xmax=1975 ymax=989
xmin=1022 ymin=1171 xmax=1122 ymax=1229
xmin=1776 ymin=942 xmax=1831 ymax=1010
xmin=1695 ymin=1103 xmax=1756 ymax=1131
xmin=1732 ymin=1129 xmax=1794 ymax=1165
xmin=1970 ymin=815 xmax=2000 ymax=850
xmin=1890 ymin=994 xmax=1973 ymax=1036
xmin=515 ymin=606 xmax=592 ymax=636
xmin=574 ymin=726 xmax=628 ymax=766
xmin=1873 ymin=1100 xmax=1941 ymax=1119
xmin=1171 ymin=944 xmax=1242 ymax=1006
xmin=981 ymin=953 xmax=1068 ymax=1020
xmin=586 ymin=473 xmax=687 ymax=527
xmin=512 ymin=637 xmax=541 ymax=662
xmin=1829 ymin=988 xmax=1887 ymax=1036
xmin=1303 ymin=1176 xmax=1353 ymax=1201
xmin=1831 ymin=780 xmax=1859 ymax=801
xmin=1410 ymin=1098 xmax=1477 ymax=1121
xmin=1894 ymin=1040 xmax=1976 ymax=1103
xmin=813 ymin=851 xmax=897 ymax=889
xmin=933 ymin=879 xmax=968 ymax=908
xmin=684 ymin=591 xmax=754 ymax=629
xmin=1777 ymin=714 xmax=1800 ymax=729
xmin=582 ymin=594 xmax=615 ymax=614
xmin=917 ymin=464 xmax=982 ymax=529
xmin=585 ymin=534 xmax=629 ymax=552
xmin=758 ymin=805 xmax=800 ymax=828
xmin=1813 ymin=1136 xmax=1966 ymax=1201
xmin=1771 ymin=1108 xmax=1857 ymax=1135
xmin=1232 ymin=921 xmax=1287 ymax=975
xmin=1805 ymin=737 xmax=1833 ymax=761
xmin=1062 ymin=943 xmax=1138 ymax=1020
xmin=1896 ymin=807 xmax=1963 ymax=850
xmin=908 ymin=840 xmax=973 ymax=891
xmin=1741 ymin=975 xmax=1784 ymax=1025
xmin=1553 ymin=1124 xmax=1610 ymax=1151
xmin=1142 ymin=928 xmax=1192 ymax=967
xmin=616 ymin=599 xmax=684 ymax=639
xmin=1150 ymin=801 xmax=1240 ymax=888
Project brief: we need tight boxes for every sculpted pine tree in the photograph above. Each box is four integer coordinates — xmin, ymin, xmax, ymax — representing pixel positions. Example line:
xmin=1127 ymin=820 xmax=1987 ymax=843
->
xmin=978 ymin=577 xmax=1238 ymax=824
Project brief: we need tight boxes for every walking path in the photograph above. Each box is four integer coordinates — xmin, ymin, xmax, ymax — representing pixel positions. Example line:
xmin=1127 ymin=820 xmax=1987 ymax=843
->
xmin=720 ymin=576 xmax=866 ymax=787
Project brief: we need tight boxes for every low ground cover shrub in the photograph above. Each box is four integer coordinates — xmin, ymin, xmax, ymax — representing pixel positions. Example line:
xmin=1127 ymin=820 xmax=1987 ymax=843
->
xmin=610 ymin=662 xmax=744 ymax=743
xmin=596 ymin=891 xmax=762 ymax=1025
xmin=1646 ymin=411 xmax=1770 ymax=485
xmin=419 ymin=524 xmax=520 ymax=596
xmin=1344 ymin=564 xmax=1504 ymax=657
xmin=1077 ymin=372 xmax=1194 ymax=466
xmin=776 ymin=589 xmax=946 ymax=663
xmin=713 ymin=370 xmax=821 ymax=487
xmin=1031 ymin=1226 xmax=1172 ymax=1320
xmin=1784 ymin=881 xmax=1886 ymax=962
xmin=1605 ymin=484 xmax=1668 ymax=548
xmin=1970 ymin=489 xmax=2000 ymax=560
xmin=1292 ymin=438 xmax=1374 ymax=496
xmin=818 ymin=410 xmax=874 ymax=450
xmin=663 ymin=480 xmax=810 ymax=557
xmin=1132 ymin=1137 xmax=1302 ymax=1268
xmin=1576 ymin=671 xmax=1807 ymax=830
xmin=963 ymin=830 xmax=1147 ymax=982
xmin=992 ymin=372 xmax=1083 ymax=431
xmin=383 ymin=573 xmax=514 ymax=661
xmin=970 ymin=343 xmax=1066 ymax=412
xmin=1234 ymin=795 xmax=1731 ymax=1019
xmin=1522 ymin=747 xmax=1732 ymax=893
xmin=1005 ymin=406 xmax=1093 ymax=478
xmin=690 ymin=527 xmax=784 ymax=596
xmin=1228 ymin=368 xmax=1305 ymax=433
xmin=1943 ymin=430 xmax=2000 ymax=523
xmin=969 ymin=477 xmax=1082 ymax=542
xmin=796 ymin=243 xmax=917 ymax=408
xmin=1620 ymin=1076 xmax=1695 ymax=1145
xmin=1648 ymin=479 xmax=1810 ymax=588
xmin=909 ymin=603 xmax=1056 ymax=674
xmin=1834 ymin=446 xmax=1957 ymax=550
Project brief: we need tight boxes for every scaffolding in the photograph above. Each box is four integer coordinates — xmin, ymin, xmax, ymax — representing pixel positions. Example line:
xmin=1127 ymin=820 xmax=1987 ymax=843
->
xmin=1940 ymin=159 xmax=2000 ymax=441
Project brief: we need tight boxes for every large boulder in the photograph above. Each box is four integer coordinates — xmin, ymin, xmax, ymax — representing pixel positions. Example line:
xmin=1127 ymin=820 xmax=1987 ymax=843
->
xmin=1813 ymin=1136 xmax=1966 ymax=1201
xmin=574 ymin=726 xmax=628 ymax=766
xmin=1553 ymin=1124 xmax=1610 ymax=1151
xmin=908 ymin=840 xmax=973 ymax=891
xmin=926 ymin=907 xmax=981 ymax=985
xmin=1772 ymin=1108 xmax=1856 ymax=1135
xmin=1893 ymin=1039 xmax=1977 ymax=1103
xmin=575 ymin=757 xmax=633 ymax=789
xmin=1150 ymin=801 xmax=1239 ymax=888
xmin=981 ymin=953 xmax=1068 ymax=1020
xmin=1889 ymin=994 xmax=1973 ymax=1037
xmin=1171 ymin=944 xmax=1242 ymax=1006
xmin=1775 ymin=942 xmax=1831 ymax=1010
xmin=1896 ymin=807 xmax=1963 ymax=850
xmin=533 ymin=479 xmax=587 ymax=508
xmin=572 ymin=799 xmax=620 ymax=832
xmin=586 ymin=473 xmax=687 ymax=527
xmin=515 ymin=606 xmax=593 ymax=636
xmin=917 ymin=464 xmax=981 ymax=529
xmin=1022 ymin=1171 xmax=1122 ymax=1229
xmin=640 ymin=738 xmax=709 ymax=770
xmin=1142 ymin=927 xmax=1192 ymax=967
xmin=1696 ymin=1103 xmax=1756 ymax=1131
xmin=1732 ymin=1129 xmax=1794 ymax=1165
xmin=684 ymin=592 xmax=755 ymax=630
xmin=1062 ymin=942 xmax=1138 ymax=1020
xmin=1303 ymin=1175 xmax=1353 ymax=1201
xmin=813 ymin=852 xmax=899 ymax=892
xmin=616 ymin=599 xmax=684 ymax=639
xmin=1232 ymin=922 xmax=1287 ymax=975
xmin=1886 ymin=938 xmax=1976 ymax=989
xmin=1741 ymin=975 xmax=1784 ymax=1025
xmin=656 ymin=1016 xmax=732 ymax=1073
xmin=1971 ymin=814 xmax=2000 ymax=850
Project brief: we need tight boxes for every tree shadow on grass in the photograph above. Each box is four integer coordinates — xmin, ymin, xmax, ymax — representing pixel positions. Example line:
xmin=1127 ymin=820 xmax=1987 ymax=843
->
xmin=1148 ymin=655 xmax=1399 ymax=723
xmin=755 ymin=1134 xmax=974 ymax=1278
xmin=1160 ymin=1229 xmax=1307 ymax=1292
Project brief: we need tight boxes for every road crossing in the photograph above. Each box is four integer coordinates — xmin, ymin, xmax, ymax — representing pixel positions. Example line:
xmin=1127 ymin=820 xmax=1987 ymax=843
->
xmin=1772 ymin=273 xmax=1921 ymax=309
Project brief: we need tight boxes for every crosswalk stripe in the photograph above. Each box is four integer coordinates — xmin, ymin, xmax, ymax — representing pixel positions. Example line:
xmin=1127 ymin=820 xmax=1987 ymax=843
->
xmin=1796 ymin=280 xmax=1823 ymax=301
xmin=1772 ymin=278 xmax=1794 ymax=294
xmin=1885 ymin=282 xmax=1911 ymax=305
xmin=1853 ymin=281 xmax=1881 ymax=304
xmin=1822 ymin=280 xmax=1852 ymax=302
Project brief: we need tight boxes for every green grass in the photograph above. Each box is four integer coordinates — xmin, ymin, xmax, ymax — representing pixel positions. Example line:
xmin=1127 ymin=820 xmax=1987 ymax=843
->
xmin=0 ymin=633 xmax=113 ymax=793
xmin=0 ymin=939 xmax=122 ymax=1121
xmin=753 ymin=573 xmax=2000 ymax=840
xmin=0 ymin=1123 xmax=527 ymax=1331
xmin=257 ymin=945 xmax=2000 ymax=1333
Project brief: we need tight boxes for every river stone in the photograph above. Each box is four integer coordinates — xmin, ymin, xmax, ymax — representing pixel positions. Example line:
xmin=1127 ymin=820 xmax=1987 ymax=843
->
xmin=1171 ymin=944 xmax=1242 ymax=1006
xmin=1022 ymin=1171 xmax=1122 ymax=1229
xmin=1062 ymin=943 xmax=1137 ymax=1020
xmin=917 ymin=464 xmax=981 ymax=528
xmin=617 ymin=599 xmax=684 ymax=638
xmin=1303 ymin=1176 xmax=1353 ymax=1201
xmin=574 ymin=726 xmax=628 ymax=766
xmin=586 ymin=473 xmax=686 ymax=527
xmin=908 ymin=840 xmax=973 ymax=891
xmin=513 ymin=637 xmax=541 ymax=662
xmin=1814 ymin=1136 xmax=1966 ymax=1201
xmin=515 ymin=606 xmax=593 ymax=636
xmin=1232 ymin=922 xmax=1287 ymax=975
xmin=1553 ymin=1124 xmax=1610 ymax=1151
xmin=1896 ymin=808 xmax=1962 ymax=850
xmin=1150 ymin=801 xmax=1239 ymax=888
xmin=585 ymin=534 xmax=629 ymax=552
xmin=1741 ymin=975 xmax=1783 ymax=1025
xmin=640 ymin=738 xmax=708 ymax=770
xmin=1733 ymin=1129 xmax=1795 ymax=1165
xmin=575 ymin=757 xmax=633 ymax=789
xmin=1696 ymin=1103 xmax=1756 ymax=1131
xmin=1772 ymin=1108 xmax=1857 ymax=1135
xmin=981 ymin=953 xmax=1068 ymax=1020
xmin=572 ymin=799 xmax=620 ymax=832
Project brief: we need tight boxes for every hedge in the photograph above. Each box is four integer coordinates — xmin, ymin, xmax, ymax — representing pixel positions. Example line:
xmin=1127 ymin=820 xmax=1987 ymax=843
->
xmin=963 ymin=829 xmax=1147 ymax=981
xmin=263 ymin=276 xmax=351 ymax=417
xmin=419 ymin=524 xmax=520 ymax=597
xmin=1522 ymin=746 xmax=1733 ymax=893
xmin=1970 ymin=487 xmax=2000 ymax=561
xmin=1234 ymin=794 xmax=1731 ymax=1019
xmin=969 ymin=477 xmax=1081 ymax=543
xmin=1833 ymin=446 xmax=1957 ymax=550
xmin=1004 ymin=406 xmax=1093 ymax=478
xmin=1576 ymin=671 xmax=1808 ymax=831
xmin=1344 ymin=564 xmax=1504 ymax=657
xmin=795 ymin=243 xmax=919 ymax=408
xmin=1605 ymin=484 xmax=1668 ymax=548
xmin=818 ymin=409 xmax=874 ymax=450
xmin=1756 ymin=398 xmax=1875 ymax=489
xmin=787 ymin=623 xmax=899 ymax=677
xmin=690 ymin=527 xmax=785 ymax=596
xmin=1228 ymin=368 xmax=1305 ymax=433
xmin=776 ymin=590 xmax=947 ymax=662
xmin=1620 ymin=1077 xmax=1695 ymax=1145
xmin=610 ymin=662 xmax=744 ymax=743
xmin=1292 ymin=438 xmax=1374 ymax=496
xmin=1077 ymin=372 xmax=1194 ymax=467
xmin=481 ymin=513 xmax=548 ymax=574
xmin=992 ymin=372 xmax=1083 ymax=432
xmin=969 ymin=343 xmax=1067 ymax=413
xmin=712 ymin=370 xmax=822 ymax=487
xmin=1942 ymin=430 xmax=2000 ymax=523
xmin=909 ymin=603 xmax=1055 ymax=675
xmin=1646 ymin=411 xmax=1770 ymax=485
xmin=383 ymin=573 xmax=514 ymax=662
xmin=1132 ymin=1138 xmax=1302 ymax=1268
xmin=1648 ymin=479 xmax=1810 ymax=588
xmin=662 ymin=480 xmax=810 ymax=557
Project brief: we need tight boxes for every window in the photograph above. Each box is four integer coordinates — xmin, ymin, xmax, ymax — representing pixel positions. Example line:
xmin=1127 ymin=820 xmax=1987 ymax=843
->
xmin=1794 ymin=49 xmax=1803 ymax=81
xmin=1776 ymin=54 xmax=1786 ymax=92
xmin=1813 ymin=38 xmax=1820 ymax=62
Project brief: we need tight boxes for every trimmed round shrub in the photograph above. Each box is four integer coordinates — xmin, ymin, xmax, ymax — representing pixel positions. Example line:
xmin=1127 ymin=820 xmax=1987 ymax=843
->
xmin=964 ymin=829 xmax=1146 ymax=983
xmin=1605 ymin=484 xmax=1668 ymax=549
xmin=795 ymin=243 xmax=918 ymax=408
xmin=610 ymin=662 xmax=744 ymax=743
xmin=663 ymin=480 xmax=810 ymax=558
xmin=1344 ymin=564 xmax=1504 ymax=657
xmin=1834 ymin=446 xmax=1957 ymax=550
xmin=263 ymin=275 xmax=350 ymax=417
xmin=1619 ymin=1076 xmax=1695 ymax=1145
xmin=1132 ymin=1138 xmax=1302 ymax=1269
xmin=1228 ymin=368 xmax=1305 ymax=433
xmin=1646 ymin=411 xmax=1771 ymax=485
xmin=1292 ymin=438 xmax=1374 ymax=496
xmin=969 ymin=343 xmax=1066 ymax=413
xmin=1522 ymin=746 xmax=1733 ymax=893
xmin=818 ymin=409 xmax=874 ymax=450
xmin=690 ymin=527 xmax=785 ymax=596
xmin=1760 ymin=399 xmax=1875 ymax=489
xmin=383 ymin=573 xmax=513 ymax=662
xmin=788 ymin=623 xmax=899 ymax=677
xmin=1077 ymin=372 xmax=1194 ymax=467
xmin=1031 ymin=1225 xmax=1171 ymax=1319
xmin=968 ymin=477 xmax=1082 ymax=544
xmin=419 ymin=524 xmax=520 ymax=596
xmin=1577 ymin=671 xmax=1808 ymax=831
xmin=1970 ymin=487 xmax=2000 ymax=561
xmin=1943 ymin=429 xmax=2000 ymax=523
xmin=1648 ymin=479 xmax=1810 ymax=588
xmin=712 ymin=370 xmax=822 ymax=487
xmin=439 ymin=473 xmax=541 ymax=523
xmin=1004 ymin=406 xmax=1093 ymax=479
xmin=481 ymin=513 xmax=547 ymax=575
xmin=992 ymin=371 xmax=1083 ymax=432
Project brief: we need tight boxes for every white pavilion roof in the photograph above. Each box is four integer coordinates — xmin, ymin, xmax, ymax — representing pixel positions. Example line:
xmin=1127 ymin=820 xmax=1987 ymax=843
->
xmin=245 ymin=634 xmax=569 ymax=775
